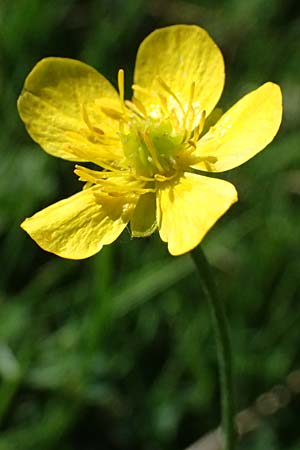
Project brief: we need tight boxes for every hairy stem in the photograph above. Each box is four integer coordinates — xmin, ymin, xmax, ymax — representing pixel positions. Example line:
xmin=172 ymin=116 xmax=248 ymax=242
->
xmin=191 ymin=247 xmax=236 ymax=450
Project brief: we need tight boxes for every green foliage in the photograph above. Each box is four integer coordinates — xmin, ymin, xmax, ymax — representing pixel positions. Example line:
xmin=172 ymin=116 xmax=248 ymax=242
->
xmin=0 ymin=0 xmax=300 ymax=449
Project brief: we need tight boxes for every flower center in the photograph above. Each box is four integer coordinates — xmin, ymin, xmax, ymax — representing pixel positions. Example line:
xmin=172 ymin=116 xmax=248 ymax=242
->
xmin=116 ymin=69 xmax=208 ymax=180
xmin=120 ymin=117 xmax=184 ymax=178
xmin=78 ymin=69 xmax=214 ymax=186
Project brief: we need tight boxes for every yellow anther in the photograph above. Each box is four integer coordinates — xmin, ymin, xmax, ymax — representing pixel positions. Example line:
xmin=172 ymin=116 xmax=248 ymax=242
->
xmin=137 ymin=146 xmax=149 ymax=169
xmin=142 ymin=131 xmax=164 ymax=173
xmin=170 ymin=108 xmax=180 ymax=130
xmin=83 ymin=181 xmax=93 ymax=190
xmin=100 ymin=106 xmax=124 ymax=121
xmin=124 ymin=100 xmax=145 ymax=118
xmin=206 ymin=156 xmax=218 ymax=163
xmin=75 ymin=165 xmax=124 ymax=183
xmin=134 ymin=188 xmax=156 ymax=194
xmin=157 ymin=93 xmax=169 ymax=116
xmin=81 ymin=104 xmax=93 ymax=130
xmin=193 ymin=110 xmax=206 ymax=142
xmin=187 ymin=139 xmax=197 ymax=149
xmin=156 ymin=76 xmax=185 ymax=116
xmin=194 ymin=155 xmax=218 ymax=166
xmin=183 ymin=81 xmax=195 ymax=130
xmin=132 ymin=84 xmax=153 ymax=97
xmin=132 ymin=97 xmax=148 ymax=117
xmin=119 ymin=119 xmax=126 ymax=135
xmin=69 ymin=128 xmax=118 ymax=145
xmin=189 ymin=106 xmax=195 ymax=131
xmin=74 ymin=167 xmax=96 ymax=184
xmin=133 ymin=174 xmax=155 ymax=182
xmin=154 ymin=173 xmax=177 ymax=182
xmin=118 ymin=69 xmax=125 ymax=106
xmin=92 ymin=126 xmax=104 ymax=135
xmin=198 ymin=110 xmax=206 ymax=134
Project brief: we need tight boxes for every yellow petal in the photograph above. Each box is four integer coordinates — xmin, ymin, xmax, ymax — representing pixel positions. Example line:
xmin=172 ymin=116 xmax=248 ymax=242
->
xmin=21 ymin=187 xmax=135 ymax=259
xmin=157 ymin=173 xmax=238 ymax=256
xmin=133 ymin=25 xmax=224 ymax=122
xmin=18 ymin=57 xmax=121 ymax=162
xmin=193 ymin=82 xmax=282 ymax=172
xmin=130 ymin=192 xmax=157 ymax=237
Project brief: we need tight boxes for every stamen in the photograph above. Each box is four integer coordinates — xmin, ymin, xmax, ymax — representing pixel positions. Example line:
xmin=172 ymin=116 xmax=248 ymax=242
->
xmin=128 ymin=187 xmax=156 ymax=194
xmin=100 ymin=105 xmax=124 ymax=121
xmin=170 ymin=108 xmax=180 ymax=130
xmin=157 ymin=93 xmax=169 ymax=116
xmin=132 ymin=97 xmax=148 ymax=117
xmin=132 ymin=84 xmax=153 ymax=97
xmin=83 ymin=181 xmax=93 ymax=190
xmin=124 ymin=100 xmax=145 ymax=118
xmin=119 ymin=120 xmax=126 ymax=135
xmin=193 ymin=155 xmax=218 ymax=165
xmin=168 ymin=156 xmax=177 ymax=168
xmin=118 ymin=69 xmax=125 ymax=107
xmin=193 ymin=110 xmax=206 ymax=142
xmin=75 ymin=158 xmax=122 ymax=173
xmin=82 ymin=104 xmax=93 ymax=130
xmin=80 ymin=107 xmax=105 ymax=140
xmin=75 ymin=167 xmax=98 ymax=184
xmin=134 ymin=174 xmax=156 ymax=182
xmin=183 ymin=82 xmax=195 ymax=130
xmin=75 ymin=165 xmax=124 ymax=182
xmin=154 ymin=173 xmax=177 ymax=182
xmin=156 ymin=76 xmax=185 ymax=116
xmin=142 ymin=131 xmax=164 ymax=173
xmin=97 ymin=180 xmax=155 ymax=195
xmin=100 ymin=181 xmax=133 ymax=191
xmin=65 ymin=129 xmax=118 ymax=147
xmin=188 ymin=106 xmax=195 ymax=133
xmin=187 ymin=139 xmax=197 ymax=149
xmin=205 ymin=156 xmax=218 ymax=163
xmin=92 ymin=126 xmax=104 ymax=135
xmin=138 ymin=146 xmax=149 ymax=169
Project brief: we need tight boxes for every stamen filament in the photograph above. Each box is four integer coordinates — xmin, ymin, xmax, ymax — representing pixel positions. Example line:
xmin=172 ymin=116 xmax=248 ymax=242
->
xmin=132 ymin=84 xmax=154 ymax=97
xmin=157 ymin=93 xmax=169 ymax=116
xmin=75 ymin=165 xmax=125 ymax=181
xmin=193 ymin=110 xmax=206 ymax=142
xmin=100 ymin=106 xmax=124 ymax=121
xmin=92 ymin=126 xmax=104 ymax=135
xmin=154 ymin=173 xmax=177 ymax=182
xmin=183 ymin=81 xmax=195 ymax=130
xmin=142 ymin=131 xmax=164 ymax=173
xmin=194 ymin=155 xmax=218 ymax=164
xmin=132 ymin=97 xmax=148 ymax=117
xmin=156 ymin=76 xmax=185 ymax=116
xmin=82 ymin=104 xmax=93 ymax=130
xmin=118 ymin=69 xmax=125 ymax=107
xmin=188 ymin=139 xmax=197 ymax=149
xmin=125 ymin=100 xmax=145 ymax=119
xmin=65 ymin=130 xmax=117 ymax=144
xmin=170 ymin=108 xmax=180 ymax=130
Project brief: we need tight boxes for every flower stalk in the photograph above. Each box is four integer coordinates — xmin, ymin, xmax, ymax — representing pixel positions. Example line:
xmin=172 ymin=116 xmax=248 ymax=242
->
xmin=191 ymin=246 xmax=236 ymax=450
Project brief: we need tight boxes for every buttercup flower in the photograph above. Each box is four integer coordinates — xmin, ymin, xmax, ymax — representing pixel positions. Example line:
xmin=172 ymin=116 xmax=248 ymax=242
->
xmin=18 ymin=25 xmax=282 ymax=259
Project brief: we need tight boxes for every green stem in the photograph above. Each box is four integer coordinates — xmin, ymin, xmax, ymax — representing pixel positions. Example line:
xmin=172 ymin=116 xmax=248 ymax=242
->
xmin=191 ymin=246 xmax=236 ymax=450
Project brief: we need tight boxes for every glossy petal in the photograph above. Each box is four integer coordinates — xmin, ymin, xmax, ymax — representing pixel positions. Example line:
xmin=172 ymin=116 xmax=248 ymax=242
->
xmin=18 ymin=57 xmax=121 ymax=162
xmin=21 ymin=187 xmax=135 ymax=259
xmin=134 ymin=25 xmax=224 ymax=122
xmin=130 ymin=192 xmax=157 ymax=237
xmin=194 ymin=82 xmax=282 ymax=172
xmin=157 ymin=173 xmax=237 ymax=255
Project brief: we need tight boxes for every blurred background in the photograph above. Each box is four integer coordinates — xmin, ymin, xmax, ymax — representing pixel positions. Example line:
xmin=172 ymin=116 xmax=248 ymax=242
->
xmin=0 ymin=0 xmax=300 ymax=449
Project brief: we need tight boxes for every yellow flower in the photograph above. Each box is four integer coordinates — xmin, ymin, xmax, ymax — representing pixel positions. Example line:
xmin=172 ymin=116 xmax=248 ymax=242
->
xmin=18 ymin=25 xmax=282 ymax=259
